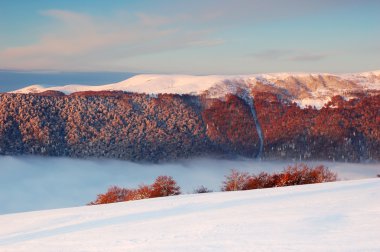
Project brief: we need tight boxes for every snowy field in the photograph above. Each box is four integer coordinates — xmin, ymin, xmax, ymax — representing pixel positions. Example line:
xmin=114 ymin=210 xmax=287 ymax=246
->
xmin=0 ymin=178 xmax=379 ymax=251
xmin=0 ymin=155 xmax=379 ymax=214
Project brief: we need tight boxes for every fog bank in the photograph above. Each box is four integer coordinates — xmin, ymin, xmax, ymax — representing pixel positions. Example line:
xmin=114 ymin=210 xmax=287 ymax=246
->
xmin=1 ymin=156 xmax=379 ymax=214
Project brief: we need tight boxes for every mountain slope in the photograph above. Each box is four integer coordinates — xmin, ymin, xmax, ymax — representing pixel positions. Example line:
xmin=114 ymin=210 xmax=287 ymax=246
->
xmin=1 ymin=178 xmax=379 ymax=251
xmin=11 ymin=71 xmax=380 ymax=107
xmin=1 ymin=91 xmax=379 ymax=162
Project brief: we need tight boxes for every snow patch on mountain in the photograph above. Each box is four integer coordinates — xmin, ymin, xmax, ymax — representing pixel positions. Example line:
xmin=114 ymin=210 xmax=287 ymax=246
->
xmin=10 ymin=71 xmax=380 ymax=108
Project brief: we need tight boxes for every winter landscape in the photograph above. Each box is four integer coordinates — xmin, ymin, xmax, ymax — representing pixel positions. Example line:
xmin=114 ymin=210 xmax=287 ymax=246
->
xmin=1 ymin=1 xmax=380 ymax=251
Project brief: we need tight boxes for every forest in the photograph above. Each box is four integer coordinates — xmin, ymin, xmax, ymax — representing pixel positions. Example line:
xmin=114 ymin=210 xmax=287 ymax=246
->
xmin=0 ymin=90 xmax=379 ymax=162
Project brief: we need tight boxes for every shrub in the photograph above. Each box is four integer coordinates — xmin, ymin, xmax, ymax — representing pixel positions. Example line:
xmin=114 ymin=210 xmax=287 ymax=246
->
xmin=89 ymin=176 xmax=181 ymax=205
xmin=88 ymin=186 xmax=130 ymax=205
xmin=222 ymin=169 xmax=251 ymax=191
xmin=222 ymin=164 xmax=337 ymax=191
xmin=275 ymin=164 xmax=337 ymax=186
xmin=193 ymin=185 xmax=213 ymax=194
xmin=124 ymin=184 xmax=152 ymax=201
xmin=245 ymin=172 xmax=276 ymax=189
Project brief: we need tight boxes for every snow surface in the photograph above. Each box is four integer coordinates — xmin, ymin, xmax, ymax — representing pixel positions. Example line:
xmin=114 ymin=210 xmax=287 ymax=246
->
xmin=10 ymin=71 xmax=380 ymax=107
xmin=0 ymin=178 xmax=379 ymax=251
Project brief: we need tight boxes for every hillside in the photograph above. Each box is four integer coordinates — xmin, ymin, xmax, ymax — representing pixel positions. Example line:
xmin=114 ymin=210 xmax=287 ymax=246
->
xmin=1 ymin=178 xmax=379 ymax=251
xmin=1 ymin=90 xmax=379 ymax=161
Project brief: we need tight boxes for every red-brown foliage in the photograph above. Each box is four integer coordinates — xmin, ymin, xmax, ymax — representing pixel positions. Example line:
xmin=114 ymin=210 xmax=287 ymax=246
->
xmin=89 ymin=176 xmax=181 ymax=205
xmin=222 ymin=164 xmax=337 ymax=191
xmin=36 ymin=90 xmax=66 ymax=96
xmin=88 ymin=186 xmax=130 ymax=205
xmin=254 ymin=92 xmax=380 ymax=161
xmin=202 ymin=94 xmax=260 ymax=155
xmin=222 ymin=169 xmax=251 ymax=191
xmin=151 ymin=176 xmax=181 ymax=197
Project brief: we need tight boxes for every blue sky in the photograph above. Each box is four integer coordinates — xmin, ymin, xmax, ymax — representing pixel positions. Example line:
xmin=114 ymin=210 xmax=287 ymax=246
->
xmin=0 ymin=0 xmax=379 ymax=74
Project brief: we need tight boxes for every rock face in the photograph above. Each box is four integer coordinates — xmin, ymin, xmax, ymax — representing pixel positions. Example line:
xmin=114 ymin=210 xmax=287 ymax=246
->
xmin=0 ymin=91 xmax=379 ymax=162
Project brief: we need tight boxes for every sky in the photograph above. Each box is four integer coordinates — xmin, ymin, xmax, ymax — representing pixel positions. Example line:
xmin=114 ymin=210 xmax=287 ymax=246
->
xmin=0 ymin=0 xmax=379 ymax=75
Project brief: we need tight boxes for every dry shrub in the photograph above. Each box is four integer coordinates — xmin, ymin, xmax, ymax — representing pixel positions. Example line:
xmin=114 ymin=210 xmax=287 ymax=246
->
xmin=89 ymin=176 xmax=181 ymax=205
xmin=193 ymin=185 xmax=213 ymax=194
xmin=88 ymin=186 xmax=130 ymax=205
xmin=222 ymin=164 xmax=337 ymax=191
xmin=222 ymin=169 xmax=251 ymax=191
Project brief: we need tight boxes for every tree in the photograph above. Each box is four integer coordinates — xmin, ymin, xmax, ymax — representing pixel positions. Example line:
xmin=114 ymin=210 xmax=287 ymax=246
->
xmin=222 ymin=169 xmax=251 ymax=191
xmin=151 ymin=176 xmax=181 ymax=197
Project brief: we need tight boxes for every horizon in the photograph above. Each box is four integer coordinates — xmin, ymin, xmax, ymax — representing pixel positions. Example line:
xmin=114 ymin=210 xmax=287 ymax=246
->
xmin=1 ymin=68 xmax=380 ymax=93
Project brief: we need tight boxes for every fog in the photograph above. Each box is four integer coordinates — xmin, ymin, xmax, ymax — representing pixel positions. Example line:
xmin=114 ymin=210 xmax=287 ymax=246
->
xmin=0 ymin=71 xmax=136 ymax=92
xmin=0 ymin=155 xmax=379 ymax=215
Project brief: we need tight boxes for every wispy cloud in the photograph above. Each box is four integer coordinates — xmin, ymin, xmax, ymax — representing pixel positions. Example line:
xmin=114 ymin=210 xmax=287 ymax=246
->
xmin=251 ymin=49 xmax=327 ymax=62
xmin=187 ymin=38 xmax=225 ymax=47
xmin=0 ymin=10 xmax=223 ymax=71
xmin=251 ymin=50 xmax=293 ymax=60
xmin=0 ymin=0 xmax=377 ymax=73
xmin=167 ymin=0 xmax=363 ymax=25
xmin=289 ymin=53 xmax=327 ymax=62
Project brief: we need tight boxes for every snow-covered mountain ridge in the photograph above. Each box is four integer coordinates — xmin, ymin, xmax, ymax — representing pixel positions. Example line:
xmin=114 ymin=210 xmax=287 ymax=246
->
xmin=1 ymin=178 xmax=379 ymax=251
xmin=11 ymin=70 xmax=380 ymax=108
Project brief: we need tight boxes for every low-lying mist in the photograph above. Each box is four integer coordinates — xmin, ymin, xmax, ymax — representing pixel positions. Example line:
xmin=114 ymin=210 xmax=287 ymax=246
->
xmin=1 ymin=155 xmax=379 ymax=214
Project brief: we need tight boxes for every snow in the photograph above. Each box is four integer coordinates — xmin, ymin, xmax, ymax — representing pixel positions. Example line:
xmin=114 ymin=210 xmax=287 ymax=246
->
xmin=12 ymin=74 xmax=236 ymax=95
xmin=10 ymin=71 xmax=380 ymax=108
xmin=342 ymin=70 xmax=380 ymax=90
xmin=1 ymin=155 xmax=380 ymax=215
xmin=0 ymin=178 xmax=379 ymax=251
xmin=294 ymin=97 xmax=329 ymax=109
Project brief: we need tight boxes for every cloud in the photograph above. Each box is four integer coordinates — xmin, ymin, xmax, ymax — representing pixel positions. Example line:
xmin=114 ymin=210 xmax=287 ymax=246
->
xmin=251 ymin=50 xmax=293 ymax=60
xmin=135 ymin=13 xmax=172 ymax=27
xmin=0 ymin=10 xmax=223 ymax=71
xmin=166 ymin=0 xmax=364 ymax=25
xmin=0 ymin=0 xmax=376 ymax=72
xmin=251 ymin=49 xmax=327 ymax=62
xmin=41 ymin=9 xmax=93 ymax=24
xmin=187 ymin=38 xmax=224 ymax=47
xmin=289 ymin=53 xmax=327 ymax=62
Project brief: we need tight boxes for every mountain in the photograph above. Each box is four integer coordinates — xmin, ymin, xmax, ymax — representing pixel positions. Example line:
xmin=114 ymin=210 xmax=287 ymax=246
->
xmin=1 ymin=70 xmax=379 ymax=162
xmin=1 ymin=178 xmax=379 ymax=251
xmin=11 ymin=70 xmax=380 ymax=108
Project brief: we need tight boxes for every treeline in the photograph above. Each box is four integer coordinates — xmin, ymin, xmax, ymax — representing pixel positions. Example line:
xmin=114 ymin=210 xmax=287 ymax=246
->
xmin=0 ymin=91 xmax=379 ymax=162
xmin=89 ymin=164 xmax=337 ymax=205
